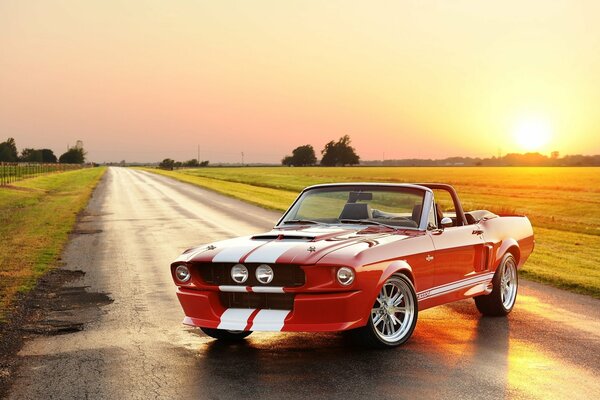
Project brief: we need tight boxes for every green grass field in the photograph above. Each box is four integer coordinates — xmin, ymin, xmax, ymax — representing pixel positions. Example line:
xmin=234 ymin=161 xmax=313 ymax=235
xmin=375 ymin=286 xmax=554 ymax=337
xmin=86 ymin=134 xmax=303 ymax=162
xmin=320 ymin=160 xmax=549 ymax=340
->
xmin=0 ymin=167 xmax=105 ymax=321
xmin=142 ymin=166 xmax=600 ymax=298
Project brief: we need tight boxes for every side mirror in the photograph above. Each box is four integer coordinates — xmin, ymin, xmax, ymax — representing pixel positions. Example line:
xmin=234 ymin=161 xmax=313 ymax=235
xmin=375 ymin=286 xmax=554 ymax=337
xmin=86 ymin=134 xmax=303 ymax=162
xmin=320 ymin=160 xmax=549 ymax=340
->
xmin=440 ymin=217 xmax=453 ymax=229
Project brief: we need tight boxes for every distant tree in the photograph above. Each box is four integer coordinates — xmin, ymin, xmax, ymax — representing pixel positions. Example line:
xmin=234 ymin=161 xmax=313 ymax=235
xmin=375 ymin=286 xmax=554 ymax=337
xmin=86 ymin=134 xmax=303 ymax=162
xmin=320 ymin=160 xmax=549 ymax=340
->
xmin=183 ymin=159 xmax=200 ymax=167
xmin=20 ymin=148 xmax=43 ymax=162
xmin=159 ymin=158 xmax=175 ymax=170
xmin=281 ymin=144 xmax=317 ymax=167
xmin=40 ymin=149 xmax=57 ymax=163
xmin=0 ymin=137 xmax=18 ymax=162
xmin=281 ymin=155 xmax=294 ymax=166
xmin=320 ymin=135 xmax=360 ymax=166
xmin=19 ymin=148 xmax=57 ymax=163
xmin=199 ymin=160 xmax=209 ymax=167
xmin=59 ymin=147 xmax=86 ymax=164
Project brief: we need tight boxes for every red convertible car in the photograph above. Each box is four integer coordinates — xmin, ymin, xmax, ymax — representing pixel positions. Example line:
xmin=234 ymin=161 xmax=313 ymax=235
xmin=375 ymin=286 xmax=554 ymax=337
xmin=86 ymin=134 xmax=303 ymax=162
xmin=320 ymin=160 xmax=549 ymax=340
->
xmin=171 ymin=183 xmax=534 ymax=347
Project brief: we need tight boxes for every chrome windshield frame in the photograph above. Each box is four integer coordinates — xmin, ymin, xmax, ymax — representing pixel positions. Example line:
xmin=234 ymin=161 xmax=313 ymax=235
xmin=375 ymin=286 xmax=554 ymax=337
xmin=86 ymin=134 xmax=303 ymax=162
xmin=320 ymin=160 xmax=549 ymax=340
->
xmin=275 ymin=183 xmax=434 ymax=231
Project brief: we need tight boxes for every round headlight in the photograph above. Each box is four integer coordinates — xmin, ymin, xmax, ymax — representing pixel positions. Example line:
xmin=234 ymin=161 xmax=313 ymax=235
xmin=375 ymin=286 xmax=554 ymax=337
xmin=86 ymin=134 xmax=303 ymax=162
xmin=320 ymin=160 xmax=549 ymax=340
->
xmin=336 ymin=267 xmax=355 ymax=286
xmin=256 ymin=264 xmax=274 ymax=284
xmin=175 ymin=265 xmax=191 ymax=283
xmin=231 ymin=264 xmax=249 ymax=284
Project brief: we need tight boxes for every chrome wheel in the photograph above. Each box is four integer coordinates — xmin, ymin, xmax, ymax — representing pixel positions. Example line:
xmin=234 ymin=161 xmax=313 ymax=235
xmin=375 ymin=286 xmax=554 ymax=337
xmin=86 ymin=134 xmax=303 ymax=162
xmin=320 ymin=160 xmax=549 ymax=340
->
xmin=371 ymin=276 xmax=416 ymax=343
xmin=500 ymin=257 xmax=518 ymax=309
xmin=474 ymin=253 xmax=518 ymax=316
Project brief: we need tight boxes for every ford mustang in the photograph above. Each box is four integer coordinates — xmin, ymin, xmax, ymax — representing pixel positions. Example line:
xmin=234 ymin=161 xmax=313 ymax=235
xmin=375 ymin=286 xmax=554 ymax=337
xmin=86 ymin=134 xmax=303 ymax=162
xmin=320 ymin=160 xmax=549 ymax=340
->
xmin=171 ymin=183 xmax=534 ymax=347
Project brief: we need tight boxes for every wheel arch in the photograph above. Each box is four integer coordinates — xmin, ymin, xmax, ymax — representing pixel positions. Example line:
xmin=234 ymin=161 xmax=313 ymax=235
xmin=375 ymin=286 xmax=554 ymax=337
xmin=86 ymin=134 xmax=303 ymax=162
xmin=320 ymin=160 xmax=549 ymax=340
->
xmin=378 ymin=259 xmax=415 ymax=287
xmin=496 ymin=239 xmax=521 ymax=269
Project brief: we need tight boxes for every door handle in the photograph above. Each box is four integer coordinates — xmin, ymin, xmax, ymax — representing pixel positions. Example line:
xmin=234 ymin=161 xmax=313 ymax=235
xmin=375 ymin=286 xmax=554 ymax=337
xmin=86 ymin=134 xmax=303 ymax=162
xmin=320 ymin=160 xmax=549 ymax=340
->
xmin=472 ymin=229 xmax=484 ymax=235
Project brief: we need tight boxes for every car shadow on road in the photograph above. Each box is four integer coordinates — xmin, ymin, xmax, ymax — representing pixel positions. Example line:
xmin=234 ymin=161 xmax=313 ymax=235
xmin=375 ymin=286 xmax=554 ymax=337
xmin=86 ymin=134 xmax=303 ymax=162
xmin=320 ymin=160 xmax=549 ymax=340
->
xmin=191 ymin=303 xmax=512 ymax=399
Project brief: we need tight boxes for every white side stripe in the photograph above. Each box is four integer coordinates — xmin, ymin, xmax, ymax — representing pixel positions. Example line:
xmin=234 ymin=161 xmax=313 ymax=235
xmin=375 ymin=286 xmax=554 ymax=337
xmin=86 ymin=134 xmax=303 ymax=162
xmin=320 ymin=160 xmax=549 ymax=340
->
xmin=250 ymin=309 xmax=290 ymax=331
xmin=217 ymin=308 xmax=255 ymax=330
xmin=417 ymin=272 xmax=495 ymax=301
xmin=428 ymin=274 xmax=494 ymax=296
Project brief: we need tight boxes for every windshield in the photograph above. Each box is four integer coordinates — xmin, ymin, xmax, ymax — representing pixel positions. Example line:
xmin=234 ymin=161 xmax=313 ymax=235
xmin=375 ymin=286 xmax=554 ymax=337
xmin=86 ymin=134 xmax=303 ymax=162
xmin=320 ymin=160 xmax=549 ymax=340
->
xmin=279 ymin=186 xmax=426 ymax=229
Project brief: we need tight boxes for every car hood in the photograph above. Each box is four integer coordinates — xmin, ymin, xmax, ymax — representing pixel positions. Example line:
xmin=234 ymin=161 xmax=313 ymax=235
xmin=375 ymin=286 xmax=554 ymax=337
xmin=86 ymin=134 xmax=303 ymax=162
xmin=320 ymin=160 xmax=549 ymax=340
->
xmin=174 ymin=225 xmax=418 ymax=265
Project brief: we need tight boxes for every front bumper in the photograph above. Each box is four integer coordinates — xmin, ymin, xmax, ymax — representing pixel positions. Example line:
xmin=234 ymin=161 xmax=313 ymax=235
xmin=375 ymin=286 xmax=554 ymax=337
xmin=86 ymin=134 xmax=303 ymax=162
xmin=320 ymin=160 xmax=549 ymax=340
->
xmin=177 ymin=287 xmax=369 ymax=332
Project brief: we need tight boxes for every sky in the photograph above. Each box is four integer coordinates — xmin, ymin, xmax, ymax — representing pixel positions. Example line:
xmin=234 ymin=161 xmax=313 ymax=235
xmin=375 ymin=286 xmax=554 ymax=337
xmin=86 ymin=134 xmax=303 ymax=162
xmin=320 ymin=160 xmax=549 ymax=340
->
xmin=1 ymin=0 xmax=599 ymax=163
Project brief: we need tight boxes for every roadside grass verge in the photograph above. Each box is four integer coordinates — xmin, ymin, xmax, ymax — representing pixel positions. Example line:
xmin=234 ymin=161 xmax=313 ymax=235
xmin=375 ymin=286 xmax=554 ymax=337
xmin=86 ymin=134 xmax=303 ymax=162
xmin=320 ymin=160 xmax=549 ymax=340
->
xmin=140 ymin=166 xmax=600 ymax=299
xmin=0 ymin=167 xmax=106 ymax=321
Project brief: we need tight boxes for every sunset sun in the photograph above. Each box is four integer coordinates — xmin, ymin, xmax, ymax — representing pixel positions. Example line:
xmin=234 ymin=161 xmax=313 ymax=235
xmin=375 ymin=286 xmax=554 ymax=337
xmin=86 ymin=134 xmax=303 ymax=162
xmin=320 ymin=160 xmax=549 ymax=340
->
xmin=513 ymin=117 xmax=552 ymax=152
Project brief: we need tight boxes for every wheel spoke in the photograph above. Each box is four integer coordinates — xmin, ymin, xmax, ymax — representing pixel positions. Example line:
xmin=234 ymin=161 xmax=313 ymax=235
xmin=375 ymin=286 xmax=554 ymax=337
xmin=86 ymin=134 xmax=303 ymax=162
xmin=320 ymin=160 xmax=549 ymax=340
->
xmin=385 ymin=284 xmax=393 ymax=299
xmin=390 ymin=313 xmax=403 ymax=326
xmin=392 ymin=294 xmax=404 ymax=306
xmin=387 ymin=319 xmax=395 ymax=334
xmin=372 ymin=312 xmax=384 ymax=326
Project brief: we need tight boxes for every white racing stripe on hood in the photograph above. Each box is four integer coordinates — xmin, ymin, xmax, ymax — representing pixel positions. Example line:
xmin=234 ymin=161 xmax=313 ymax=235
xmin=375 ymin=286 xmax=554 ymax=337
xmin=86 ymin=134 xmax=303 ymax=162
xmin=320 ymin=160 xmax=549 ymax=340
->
xmin=250 ymin=309 xmax=290 ymax=331
xmin=212 ymin=243 xmax=261 ymax=263
xmin=244 ymin=241 xmax=304 ymax=263
xmin=217 ymin=308 xmax=255 ymax=330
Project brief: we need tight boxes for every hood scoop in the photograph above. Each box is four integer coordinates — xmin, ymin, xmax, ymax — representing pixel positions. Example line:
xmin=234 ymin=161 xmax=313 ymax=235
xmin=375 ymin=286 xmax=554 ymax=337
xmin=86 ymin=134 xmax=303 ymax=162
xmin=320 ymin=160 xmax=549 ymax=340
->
xmin=251 ymin=227 xmax=358 ymax=242
xmin=251 ymin=234 xmax=313 ymax=241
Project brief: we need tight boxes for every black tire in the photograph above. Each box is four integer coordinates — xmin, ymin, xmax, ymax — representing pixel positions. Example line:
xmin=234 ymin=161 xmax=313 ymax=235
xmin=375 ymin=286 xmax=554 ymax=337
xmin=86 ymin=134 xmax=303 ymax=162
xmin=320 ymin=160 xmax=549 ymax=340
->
xmin=349 ymin=274 xmax=418 ymax=348
xmin=201 ymin=327 xmax=252 ymax=341
xmin=474 ymin=253 xmax=518 ymax=316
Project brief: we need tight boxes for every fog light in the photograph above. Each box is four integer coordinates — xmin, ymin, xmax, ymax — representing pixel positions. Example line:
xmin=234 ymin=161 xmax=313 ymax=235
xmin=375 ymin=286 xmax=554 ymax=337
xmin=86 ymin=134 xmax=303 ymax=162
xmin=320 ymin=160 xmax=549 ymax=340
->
xmin=337 ymin=267 xmax=355 ymax=286
xmin=175 ymin=265 xmax=191 ymax=283
xmin=256 ymin=264 xmax=274 ymax=284
xmin=231 ymin=264 xmax=249 ymax=284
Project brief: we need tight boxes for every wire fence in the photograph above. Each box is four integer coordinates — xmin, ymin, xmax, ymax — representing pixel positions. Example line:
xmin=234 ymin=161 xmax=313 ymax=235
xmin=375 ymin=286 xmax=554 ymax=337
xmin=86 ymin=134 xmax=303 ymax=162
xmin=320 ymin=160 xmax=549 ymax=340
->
xmin=0 ymin=162 xmax=84 ymax=186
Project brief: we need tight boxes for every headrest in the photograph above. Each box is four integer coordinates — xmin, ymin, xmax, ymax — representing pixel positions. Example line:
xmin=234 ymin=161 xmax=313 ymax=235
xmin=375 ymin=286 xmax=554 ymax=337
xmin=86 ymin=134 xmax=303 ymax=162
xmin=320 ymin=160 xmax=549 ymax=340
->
xmin=339 ymin=203 xmax=371 ymax=220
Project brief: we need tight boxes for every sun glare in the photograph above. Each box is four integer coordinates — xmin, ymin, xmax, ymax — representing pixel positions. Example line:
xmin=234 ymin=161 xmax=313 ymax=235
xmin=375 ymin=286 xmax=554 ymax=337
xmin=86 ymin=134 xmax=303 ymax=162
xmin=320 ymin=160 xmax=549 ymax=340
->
xmin=513 ymin=117 xmax=552 ymax=152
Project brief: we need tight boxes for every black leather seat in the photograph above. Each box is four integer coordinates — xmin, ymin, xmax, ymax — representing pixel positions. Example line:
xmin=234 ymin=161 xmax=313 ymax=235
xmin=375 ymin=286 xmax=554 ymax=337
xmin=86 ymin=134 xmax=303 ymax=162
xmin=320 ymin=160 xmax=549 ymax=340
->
xmin=339 ymin=203 xmax=372 ymax=220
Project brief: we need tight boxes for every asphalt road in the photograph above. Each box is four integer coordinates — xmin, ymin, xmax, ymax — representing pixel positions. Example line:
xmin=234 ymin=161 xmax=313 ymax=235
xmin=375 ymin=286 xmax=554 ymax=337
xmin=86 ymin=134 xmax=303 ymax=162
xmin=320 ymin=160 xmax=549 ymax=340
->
xmin=6 ymin=167 xmax=600 ymax=399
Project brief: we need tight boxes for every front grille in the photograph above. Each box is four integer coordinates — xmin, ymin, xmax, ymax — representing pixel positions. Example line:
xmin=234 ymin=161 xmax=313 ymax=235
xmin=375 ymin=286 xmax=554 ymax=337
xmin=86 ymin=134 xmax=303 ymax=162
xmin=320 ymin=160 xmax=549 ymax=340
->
xmin=220 ymin=292 xmax=294 ymax=310
xmin=194 ymin=263 xmax=305 ymax=287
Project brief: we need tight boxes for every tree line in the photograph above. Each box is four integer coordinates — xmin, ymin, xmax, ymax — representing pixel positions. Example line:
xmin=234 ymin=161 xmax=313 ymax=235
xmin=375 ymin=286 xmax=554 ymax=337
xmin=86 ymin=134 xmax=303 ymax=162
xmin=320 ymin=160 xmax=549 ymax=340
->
xmin=282 ymin=135 xmax=360 ymax=167
xmin=159 ymin=158 xmax=210 ymax=170
xmin=0 ymin=137 xmax=86 ymax=164
xmin=361 ymin=152 xmax=600 ymax=167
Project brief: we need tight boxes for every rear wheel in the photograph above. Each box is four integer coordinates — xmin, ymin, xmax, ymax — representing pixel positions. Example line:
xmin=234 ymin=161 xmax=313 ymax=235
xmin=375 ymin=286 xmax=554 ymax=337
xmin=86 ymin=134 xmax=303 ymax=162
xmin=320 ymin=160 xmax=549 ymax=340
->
xmin=350 ymin=274 xmax=418 ymax=348
xmin=474 ymin=253 xmax=518 ymax=316
xmin=201 ymin=328 xmax=252 ymax=341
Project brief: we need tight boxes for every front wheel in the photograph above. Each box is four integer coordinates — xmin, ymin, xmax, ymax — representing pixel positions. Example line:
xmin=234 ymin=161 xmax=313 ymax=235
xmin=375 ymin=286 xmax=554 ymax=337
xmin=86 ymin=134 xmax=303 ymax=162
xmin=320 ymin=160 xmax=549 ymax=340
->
xmin=201 ymin=327 xmax=252 ymax=341
xmin=350 ymin=274 xmax=418 ymax=348
xmin=474 ymin=253 xmax=518 ymax=316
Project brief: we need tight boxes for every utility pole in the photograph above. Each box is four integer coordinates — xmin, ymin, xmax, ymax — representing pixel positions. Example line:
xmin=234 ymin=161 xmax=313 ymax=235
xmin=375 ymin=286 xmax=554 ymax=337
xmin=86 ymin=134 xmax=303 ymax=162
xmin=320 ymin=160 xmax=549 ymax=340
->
xmin=241 ymin=152 xmax=244 ymax=166
xmin=197 ymin=144 xmax=200 ymax=164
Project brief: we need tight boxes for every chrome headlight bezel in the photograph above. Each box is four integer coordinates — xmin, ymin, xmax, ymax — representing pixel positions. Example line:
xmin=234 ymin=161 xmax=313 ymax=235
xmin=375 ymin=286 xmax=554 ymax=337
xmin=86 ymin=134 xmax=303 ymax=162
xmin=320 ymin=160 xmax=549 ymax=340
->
xmin=255 ymin=264 xmax=274 ymax=284
xmin=231 ymin=263 xmax=249 ymax=284
xmin=175 ymin=264 xmax=191 ymax=283
xmin=336 ymin=267 xmax=355 ymax=286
